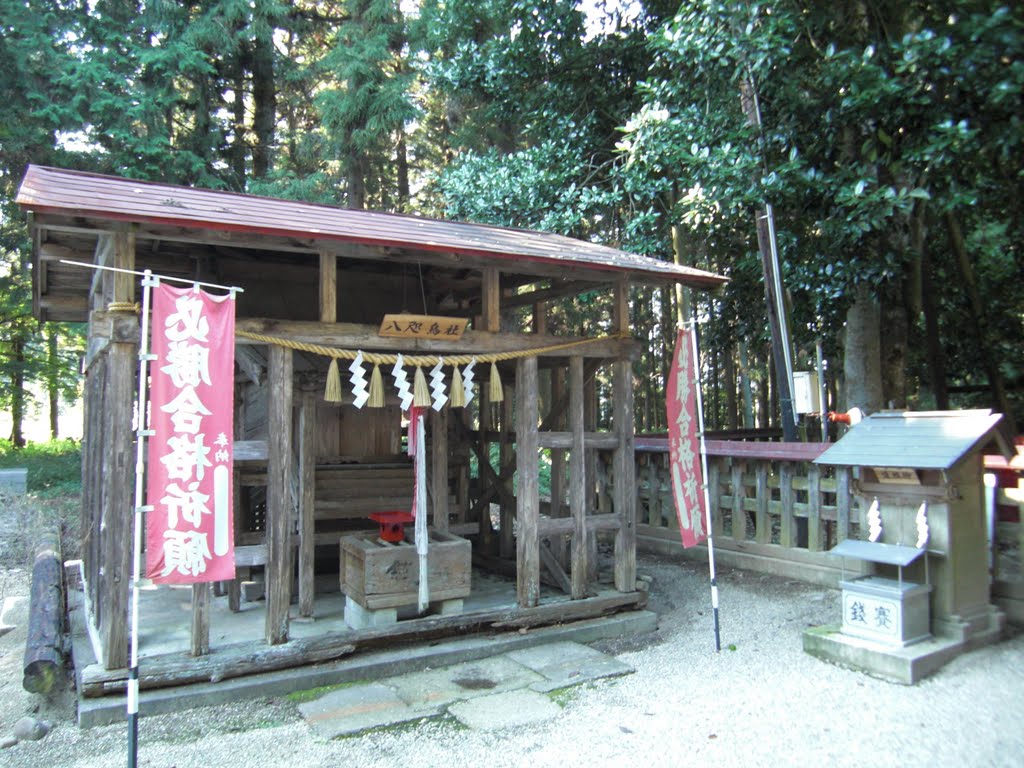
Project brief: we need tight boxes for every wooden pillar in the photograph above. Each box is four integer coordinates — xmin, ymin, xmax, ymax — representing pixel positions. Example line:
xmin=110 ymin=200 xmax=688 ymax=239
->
xmin=190 ymin=584 xmax=210 ymax=657
xmin=431 ymin=408 xmax=449 ymax=532
xmin=584 ymin=371 xmax=599 ymax=582
xmin=569 ymin=356 xmax=588 ymax=599
xmin=319 ymin=252 xmax=337 ymax=323
xmin=611 ymin=280 xmax=636 ymax=593
xmin=477 ymin=384 xmax=496 ymax=552
xmin=100 ymin=230 xmax=135 ymax=670
xmin=266 ymin=345 xmax=293 ymax=645
xmin=516 ymin=356 xmax=540 ymax=608
xmin=533 ymin=300 xmax=547 ymax=335
xmin=228 ymin=384 xmax=247 ymax=612
xmin=549 ymin=366 xmax=568 ymax=566
xmin=298 ymin=391 xmax=317 ymax=617
xmin=100 ymin=342 xmax=134 ymax=669
xmin=481 ymin=267 xmax=500 ymax=333
xmin=499 ymin=384 xmax=515 ymax=559
xmin=477 ymin=266 xmax=501 ymax=552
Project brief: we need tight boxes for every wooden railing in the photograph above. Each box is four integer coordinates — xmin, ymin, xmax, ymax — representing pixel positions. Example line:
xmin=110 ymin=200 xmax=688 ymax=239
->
xmin=611 ymin=439 xmax=865 ymax=586
xmin=607 ymin=439 xmax=1023 ymax=618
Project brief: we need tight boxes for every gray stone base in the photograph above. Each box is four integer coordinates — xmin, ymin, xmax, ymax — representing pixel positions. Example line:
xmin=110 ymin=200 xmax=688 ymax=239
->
xmin=803 ymin=608 xmax=1006 ymax=685
xmin=344 ymin=596 xmax=466 ymax=630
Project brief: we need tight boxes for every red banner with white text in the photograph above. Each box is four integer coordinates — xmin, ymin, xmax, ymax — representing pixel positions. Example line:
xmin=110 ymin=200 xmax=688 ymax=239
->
xmin=667 ymin=326 xmax=707 ymax=548
xmin=146 ymin=284 xmax=236 ymax=583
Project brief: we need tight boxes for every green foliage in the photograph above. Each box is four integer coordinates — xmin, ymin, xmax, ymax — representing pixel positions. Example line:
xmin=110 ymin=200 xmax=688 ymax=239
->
xmin=618 ymin=0 xmax=1024 ymax=420
xmin=0 ymin=0 xmax=1021 ymax=432
xmin=0 ymin=438 xmax=82 ymax=496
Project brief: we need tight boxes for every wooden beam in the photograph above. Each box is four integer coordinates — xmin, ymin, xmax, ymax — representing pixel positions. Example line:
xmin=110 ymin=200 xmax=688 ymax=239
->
xmin=539 ymin=541 xmax=573 ymax=594
xmin=613 ymin=278 xmax=630 ymax=334
xmin=266 ymin=345 xmax=293 ymax=645
xmin=298 ymin=392 xmax=317 ymax=618
xmin=538 ymin=432 xmax=620 ymax=450
xmin=235 ymin=319 xmax=638 ymax=360
xmin=613 ymin=357 xmax=637 ymax=592
xmin=504 ymin=281 xmax=604 ymax=309
xmin=89 ymin=235 xmax=114 ymax=303
xmin=533 ymin=300 xmax=547 ymax=335
xmin=539 ymin=513 xmax=622 ymax=537
xmin=78 ymin=589 xmax=647 ymax=697
xmin=569 ymin=355 xmax=588 ymax=599
xmin=112 ymin=229 xmax=135 ymax=304
xmin=481 ymin=267 xmax=500 ymax=332
xmin=516 ymin=356 xmax=540 ymax=607
xmin=319 ymin=252 xmax=337 ymax=323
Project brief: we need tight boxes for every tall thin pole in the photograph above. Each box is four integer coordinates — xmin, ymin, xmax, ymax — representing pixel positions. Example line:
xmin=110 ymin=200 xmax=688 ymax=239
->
xmin=128 ymin=271 xmax=157 ymax=768
xmin=689 ymin=316 xmax=721 ymax=652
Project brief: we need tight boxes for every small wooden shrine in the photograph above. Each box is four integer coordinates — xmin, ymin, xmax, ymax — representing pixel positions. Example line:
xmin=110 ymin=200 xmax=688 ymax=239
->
xmin=806 ymin=410 xmax=1011 ymax=683
xmin=17 ymin=165 xmax=725 ymax=691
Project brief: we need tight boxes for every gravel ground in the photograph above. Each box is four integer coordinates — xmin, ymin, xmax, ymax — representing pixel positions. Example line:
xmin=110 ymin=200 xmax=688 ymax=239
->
xmin=3 ymin=553 xmax=1022 ymax=768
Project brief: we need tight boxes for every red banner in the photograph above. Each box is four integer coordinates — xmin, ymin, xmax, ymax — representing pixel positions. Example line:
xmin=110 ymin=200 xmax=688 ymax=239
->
xmin=667 ymin=326 xmax=707 ymax=548
xmin=146 ymin=284 xmax=236 ymax=583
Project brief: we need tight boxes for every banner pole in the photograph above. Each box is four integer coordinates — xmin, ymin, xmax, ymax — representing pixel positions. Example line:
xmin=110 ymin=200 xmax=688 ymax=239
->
xmin=688 ymin=316 xmax=722 ymax=652
xmin=128 ymin=271 xmax=158 ymax=767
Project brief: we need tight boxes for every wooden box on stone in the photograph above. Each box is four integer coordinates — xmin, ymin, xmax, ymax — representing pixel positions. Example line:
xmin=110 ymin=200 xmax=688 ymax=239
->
xmin=340 ymin=529 xmax=471 ymax=611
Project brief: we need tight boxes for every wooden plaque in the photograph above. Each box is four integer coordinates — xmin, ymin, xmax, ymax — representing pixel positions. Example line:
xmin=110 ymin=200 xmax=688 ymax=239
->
xmin=379 ymin=313 xmax=468 ymax=340
xmin=872 ymin=467 xmax=921 ymax=485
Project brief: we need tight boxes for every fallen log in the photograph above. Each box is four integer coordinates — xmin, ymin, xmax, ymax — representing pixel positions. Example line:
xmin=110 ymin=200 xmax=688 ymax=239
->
xmin=23 ymin=535 xmax=65 ymax=694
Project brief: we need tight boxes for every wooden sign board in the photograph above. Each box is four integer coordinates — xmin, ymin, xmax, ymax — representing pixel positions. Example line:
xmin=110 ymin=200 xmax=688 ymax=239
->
xmin=379 ymin=314 xmax=468 ymax=341
xmin=872 ymin=467 xmax=921 ymax=485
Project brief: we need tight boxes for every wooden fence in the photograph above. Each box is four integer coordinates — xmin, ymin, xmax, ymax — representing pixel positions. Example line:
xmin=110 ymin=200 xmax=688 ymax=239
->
xmin=610 ymin=438 xmax=1023 ymax=622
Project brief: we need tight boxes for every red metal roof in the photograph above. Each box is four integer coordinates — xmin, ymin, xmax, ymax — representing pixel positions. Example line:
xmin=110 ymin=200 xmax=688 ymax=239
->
xmin=17 ymin=165 xmax=725 ymax=287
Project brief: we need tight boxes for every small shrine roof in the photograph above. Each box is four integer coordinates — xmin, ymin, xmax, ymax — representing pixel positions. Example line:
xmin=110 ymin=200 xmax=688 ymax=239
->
xmin=814 ymin=410 xmax=1008 ymax=470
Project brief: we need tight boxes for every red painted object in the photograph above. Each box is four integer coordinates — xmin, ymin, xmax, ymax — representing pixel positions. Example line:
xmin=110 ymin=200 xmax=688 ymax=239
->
xmin=369 ymin=511 xmax=414 ymax=543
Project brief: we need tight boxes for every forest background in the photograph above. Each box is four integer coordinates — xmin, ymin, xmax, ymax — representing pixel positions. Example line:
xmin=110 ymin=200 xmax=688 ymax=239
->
xmin=0 ymin=0 xmax=1021 ymax=446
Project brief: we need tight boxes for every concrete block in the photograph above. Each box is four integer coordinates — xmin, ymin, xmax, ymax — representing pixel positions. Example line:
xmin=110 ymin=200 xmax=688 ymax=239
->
xmin=0 ymin=468 xmax=27 ymax=495
xmin=344 ymin=595 xmax=397 ymax=629
xmin=298 ymin=683 xmax=439 ymax=739
xmin=390 ymin=655 xmax=543 ymax=710
xmin=448 ymin=689 xmax=561 ymax=731
xmin=507 ymin=641 xmax=634 ymax=693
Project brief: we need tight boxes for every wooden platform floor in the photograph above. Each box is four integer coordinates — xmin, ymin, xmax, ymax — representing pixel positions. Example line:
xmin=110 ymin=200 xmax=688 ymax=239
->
xmin=69 ymin=563 xmax=648 ymax=699
xmin=136 ymin=570 xmax=530 ymax=660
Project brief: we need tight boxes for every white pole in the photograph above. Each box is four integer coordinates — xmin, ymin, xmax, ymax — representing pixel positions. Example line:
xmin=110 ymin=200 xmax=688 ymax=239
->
xmin=689 ymin=316 xmax=722 ymax=651
xmin=128 ymin=271 xmax=158 ymax=768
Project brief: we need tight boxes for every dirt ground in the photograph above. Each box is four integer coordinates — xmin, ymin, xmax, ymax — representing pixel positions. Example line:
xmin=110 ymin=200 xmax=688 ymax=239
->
xmin=2 ymin=491 xmax=1022 ymax=768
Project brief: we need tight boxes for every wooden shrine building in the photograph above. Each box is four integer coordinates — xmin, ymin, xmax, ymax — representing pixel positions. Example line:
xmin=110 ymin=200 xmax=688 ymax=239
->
xmin=17 ymin=165 xmax=725 ymax=691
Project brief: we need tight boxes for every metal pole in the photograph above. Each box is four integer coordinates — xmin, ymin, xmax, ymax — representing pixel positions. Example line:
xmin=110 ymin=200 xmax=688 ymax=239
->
xmin=59 ymin=259 xmax=243 ymax=294
xmin=816 ymin=340 xmax=828 ymax=443
xmin=128 ymin=271 xmax=158 ymax=768
xmin=689 ymin=316 xmax=722 ymax=652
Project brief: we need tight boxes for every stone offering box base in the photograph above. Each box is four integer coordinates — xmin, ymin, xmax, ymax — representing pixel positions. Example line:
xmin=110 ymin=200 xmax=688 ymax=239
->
xmin=803 ymin=605 xmax=1005 ymax=685
xmin=340 ymin=529 xmax=471 ymax=629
